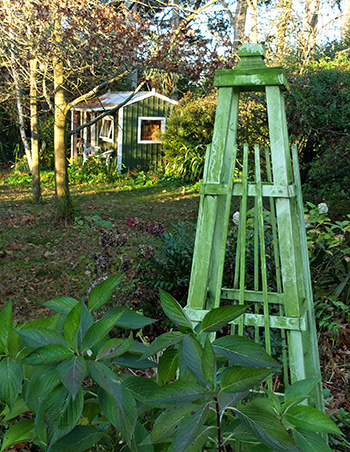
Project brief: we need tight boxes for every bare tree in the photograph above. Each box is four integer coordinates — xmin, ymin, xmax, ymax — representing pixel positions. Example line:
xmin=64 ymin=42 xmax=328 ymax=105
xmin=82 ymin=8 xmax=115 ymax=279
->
xmin=1 ymin=0 xmax=215 ymax=217
xmin=299 ymin=0 xmax=321 ymax=60
xmin=341 ymin=0 xmax=350 ymax=39
xmin=275 ymin=0 xmax=294 ymax=62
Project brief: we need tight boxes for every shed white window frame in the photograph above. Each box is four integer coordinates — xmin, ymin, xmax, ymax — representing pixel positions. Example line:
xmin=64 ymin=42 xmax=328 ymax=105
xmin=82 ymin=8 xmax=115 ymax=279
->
xmin=99 ymin=115 xmax=114 ymax=142
xmin=138 ymin=116 xmax=166 ymax=144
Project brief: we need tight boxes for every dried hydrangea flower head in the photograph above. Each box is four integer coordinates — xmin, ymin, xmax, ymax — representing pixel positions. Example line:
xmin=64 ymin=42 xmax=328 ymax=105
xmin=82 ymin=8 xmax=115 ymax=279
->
xmin=317 ymin=203 xmax=328 ymax=214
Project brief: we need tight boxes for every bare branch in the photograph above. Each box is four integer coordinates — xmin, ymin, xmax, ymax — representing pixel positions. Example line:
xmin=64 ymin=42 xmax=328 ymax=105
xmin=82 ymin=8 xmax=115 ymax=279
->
xmin=42 ymin=62 xmax=55 ymax=114
xmin=219 ymin=0 xmax=235 ymax=27
xmin=169 ymin=0 xmax=220 ymax=45
xmin=69 ymin=81 xmax=145 ymax=137
xmin=64 ymin=69 xmax=132 ymax=115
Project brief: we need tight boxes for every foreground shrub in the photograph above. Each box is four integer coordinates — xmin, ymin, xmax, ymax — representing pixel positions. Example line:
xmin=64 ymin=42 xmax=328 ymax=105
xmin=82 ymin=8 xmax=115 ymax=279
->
xmin=139 ymin=222 xmax=195 ymax=302
xmin=0 ymin=279 xmax=342 ymax=451
xmin=161 ymin=92 xmax=217 ymax=182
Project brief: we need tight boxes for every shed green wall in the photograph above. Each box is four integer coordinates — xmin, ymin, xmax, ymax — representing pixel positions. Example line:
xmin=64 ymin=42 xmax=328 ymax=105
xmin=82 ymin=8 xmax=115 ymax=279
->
xmin=121 ymin=96 xmax=174 ymax=171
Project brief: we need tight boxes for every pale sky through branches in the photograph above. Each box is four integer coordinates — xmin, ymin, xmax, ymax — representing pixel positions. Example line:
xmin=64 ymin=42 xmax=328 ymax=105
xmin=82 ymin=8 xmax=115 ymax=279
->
xmin=186 ymin=0 xmax=343 ymax=56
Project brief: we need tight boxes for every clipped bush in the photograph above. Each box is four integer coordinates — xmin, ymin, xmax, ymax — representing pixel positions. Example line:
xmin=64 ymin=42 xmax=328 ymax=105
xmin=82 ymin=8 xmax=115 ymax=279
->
xmin=161 ymin=92 xmax=217 ymax=181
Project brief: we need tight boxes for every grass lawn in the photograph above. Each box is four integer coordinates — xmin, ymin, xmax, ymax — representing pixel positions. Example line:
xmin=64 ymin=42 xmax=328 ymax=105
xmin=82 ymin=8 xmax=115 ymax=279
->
xmin=0 ymin=168 xmax=200 ymax=323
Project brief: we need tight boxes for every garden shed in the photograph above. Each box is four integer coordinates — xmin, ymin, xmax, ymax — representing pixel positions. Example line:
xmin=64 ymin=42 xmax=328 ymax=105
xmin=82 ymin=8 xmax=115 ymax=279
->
xmin=70 ymin=89 xmax=177 ymax=171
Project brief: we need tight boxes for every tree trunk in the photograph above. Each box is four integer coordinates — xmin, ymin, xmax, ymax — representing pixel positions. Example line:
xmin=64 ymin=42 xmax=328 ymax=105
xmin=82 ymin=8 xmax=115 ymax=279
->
xmin=248 ymin=0 xmax=258 ymax=43
xmin=53 ymin=54 xmax=72 ymax=218
xmin=275 ymin=0 xmax=293 ymax=61
xmin=171 ymin=0 xmax=180 ymax=29
xmin=299 ymin=0 xmax=320 ymax=60
xmin=233 ymin=0 xmax=248 ymax=47
xmin=12 ymin=65 xmax=33 ymax=172
xmin=30 ymin=58 xmax=41 ymax=203
xmin=4 ymin=1 xmax=32 ymax=172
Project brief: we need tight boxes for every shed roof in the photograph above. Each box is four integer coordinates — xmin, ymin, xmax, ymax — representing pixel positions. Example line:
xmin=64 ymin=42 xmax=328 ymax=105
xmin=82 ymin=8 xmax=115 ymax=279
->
xmin=72 ymin=89 xmax=177 ymax=112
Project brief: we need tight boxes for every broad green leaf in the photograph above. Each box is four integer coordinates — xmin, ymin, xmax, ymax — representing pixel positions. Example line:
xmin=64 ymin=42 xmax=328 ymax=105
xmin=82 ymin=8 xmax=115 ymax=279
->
xmin=7 ymin=330 xmax=20 ymax=359
xmin=49 ymin=426 xmax=105 ymax=452
xmin=182 ymin=426 xmax=217 ymax=452
xmin=218 ymin=390 xmax=249 ymax=410
xmin=45 ymin=384 xmax=84 ymax=448
xmin=151 ymin=403 xmax=201 ymax=443
xmin=82 ymin=398 xmax=101 ymax=424
xmin=123 ymin=375 xmax=159 ymax=401
xmin=24 ymin=365 xmax=60 ymax=412
xmin=160 ymin=289 xmax=193 ymax=331
xmin=0 ymin=301 xmax=12 ymax=353
xmin=43 ymin=296 xmax=79 ymax=315
xmin=75 ymin=301 xmax=93 ymax=351
xmin=57 ymin=356 xmax=87 ymax=400
xmin=233 ymin=403 xmax=298 ymax=452
xmin=141 ymin=331 xmax=183 ymax=359
xmin=21 ymin=313 xmax=61 ymax=330
xmin=284 ymin=405 xmax=342 ymax=435
xmin=64 ymin=302 xmax=82 ymax=350
xmin=32 ymin=399 xmax=48 ymax=449
xmin=285 ymin=378 xmax=321 ymax=400
xmin=113 ymin=354 xmax=157 ymax=369
xmin=87 ymin=360 xmax=121 ymax=395
xmin=99 ymin=388 xmax=137 ymax=445
xmin=23 ymin=344 xmax=74 ymax=365
xmin=88 ymin=275 xmax=123 ymax=311
xmin=103 ymin=307 xmax=157 ymax=329
xmin=181 ymin=335 xmax=207 ymax=386
xmin=293 ymin=429 xmax=333 ymax=452
xmin=87 ymin=358 xmax=139 ymax=440
xmin=0 ymin=358 xmax=23 ymax=411
xmin=202 ymin=336 xmax=216 ymax=386
xmin=282 ymin=394 xmax=312 ymax=413
xmin=16 ymin=328 xmax=69 ymax=348
xmin=1 ymin=397 xmax=28 ymax=421
xmin=158 ymin=348 xmax=178 ymax=385
xmin=173 ymin=404 xmax=209 ymax=452
xmin=81 ymin=313 xmax=123 ymax=353
xmin=220 ymin=367 xmax=273 ymax=393
xmin=0 ymin=418 xmax=34 ymax=452
xmin=263 ymin=390 xmax=282 ymax=415
xmin=130 ymin=422 xmax=155 ymax=452
xmin=129 ymin=340 xmax=149 ymax=355
xmin=228 ymin=420 xmax=257 ymax=442
xmin=96 ymin=334 xmax=133 ymax=361
xmin=213 ymin=335 xmax=280 ymax=368
xmin=283 ymin=378 xmax=321 ymax=411
xmin=200 ymin=304 xmax=248 ymax=333
xmin=144 ymin=381 xmax=206 ymax=408
xmin=250 ymin=445 xmax=279 ymax=452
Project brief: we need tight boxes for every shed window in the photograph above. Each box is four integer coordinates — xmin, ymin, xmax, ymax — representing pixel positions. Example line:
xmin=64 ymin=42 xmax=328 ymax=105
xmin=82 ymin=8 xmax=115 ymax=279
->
xmin=138 ymin=117 xmax=165 ymax=143
xmin=99 ymin=116 xmax=114 ymax=142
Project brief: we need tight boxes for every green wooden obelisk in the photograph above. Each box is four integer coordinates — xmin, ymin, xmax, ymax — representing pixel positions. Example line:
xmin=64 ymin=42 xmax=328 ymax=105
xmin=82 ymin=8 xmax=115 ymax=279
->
xmin=185 ymin=44 xmax=323 ymax=411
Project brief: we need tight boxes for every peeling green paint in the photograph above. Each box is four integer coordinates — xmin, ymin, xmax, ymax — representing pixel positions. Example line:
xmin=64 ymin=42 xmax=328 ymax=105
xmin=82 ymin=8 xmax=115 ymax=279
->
xmin=186 ymin=44 xmax=323 ymax=413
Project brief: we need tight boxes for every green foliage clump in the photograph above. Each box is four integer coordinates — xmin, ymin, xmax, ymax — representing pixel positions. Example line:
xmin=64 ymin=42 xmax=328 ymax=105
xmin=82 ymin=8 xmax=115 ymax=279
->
xmin=139 ymin=222 xmax=195 ymax=301
xmin=304 ymin=202 xmax=350 ymax=333
xmin=287 ymin=52 xmax=350 ymax=196
xmin=0 ymin=280 xmax=342 ymax=452
xmin=0 ymin=105 xmax=21 ymax=164
xmin=162 ymin=92 xmax=217 ymax=181
xmin=302 ymin=143 xmax=350 ymax=204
